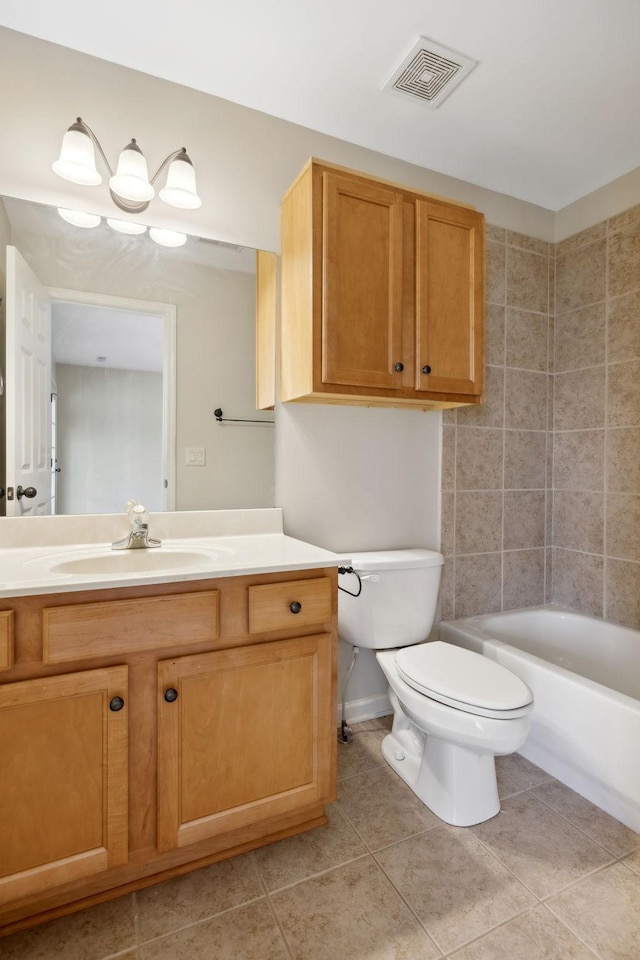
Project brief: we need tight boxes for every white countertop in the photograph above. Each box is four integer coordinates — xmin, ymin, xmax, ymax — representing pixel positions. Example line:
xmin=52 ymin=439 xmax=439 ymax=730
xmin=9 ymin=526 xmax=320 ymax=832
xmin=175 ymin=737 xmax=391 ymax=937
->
xmin=0 ymin=509 xmax=348 ymax=598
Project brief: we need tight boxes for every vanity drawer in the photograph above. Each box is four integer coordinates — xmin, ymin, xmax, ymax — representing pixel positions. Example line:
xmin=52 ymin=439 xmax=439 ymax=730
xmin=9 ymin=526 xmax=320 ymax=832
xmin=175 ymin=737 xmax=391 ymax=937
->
xmin=248 ymin=577 xmax=332 ymax=634
xmin=0 ymin=611 xmax=14 ymax=672
xmin=43 ymin=591 xmax=219 ymax=664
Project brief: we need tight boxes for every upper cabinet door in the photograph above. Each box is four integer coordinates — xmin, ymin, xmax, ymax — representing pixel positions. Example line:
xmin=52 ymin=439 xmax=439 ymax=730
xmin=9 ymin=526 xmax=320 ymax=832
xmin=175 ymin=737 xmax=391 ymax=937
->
xmin=414 ymin=201 xmax=485 ymax=396
xmin=321 ymin=172 xmax=404 ymax=390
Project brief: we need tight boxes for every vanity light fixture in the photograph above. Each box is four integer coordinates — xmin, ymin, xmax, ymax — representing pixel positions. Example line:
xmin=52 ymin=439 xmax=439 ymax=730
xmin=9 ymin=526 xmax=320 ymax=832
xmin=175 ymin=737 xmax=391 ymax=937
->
xmin=53 ymin=117 xmax=202 ymax=214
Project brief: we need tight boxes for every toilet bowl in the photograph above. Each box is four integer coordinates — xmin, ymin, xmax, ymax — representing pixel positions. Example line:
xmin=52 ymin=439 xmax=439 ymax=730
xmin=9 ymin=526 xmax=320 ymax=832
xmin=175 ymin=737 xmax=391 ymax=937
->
xmin=338 ymin=549 xmax=533 ymax=826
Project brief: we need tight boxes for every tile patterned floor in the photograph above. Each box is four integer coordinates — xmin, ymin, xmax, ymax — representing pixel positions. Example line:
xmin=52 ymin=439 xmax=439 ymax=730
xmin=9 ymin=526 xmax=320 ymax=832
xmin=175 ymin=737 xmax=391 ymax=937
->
xmin=2 ymin=717 xmax=639 ymax=960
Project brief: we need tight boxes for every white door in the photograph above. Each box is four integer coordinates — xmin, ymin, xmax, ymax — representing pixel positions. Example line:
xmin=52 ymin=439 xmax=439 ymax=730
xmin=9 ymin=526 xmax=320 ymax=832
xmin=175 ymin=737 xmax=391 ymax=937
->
xmin=5 ymin=246 xmax=52 ymax=516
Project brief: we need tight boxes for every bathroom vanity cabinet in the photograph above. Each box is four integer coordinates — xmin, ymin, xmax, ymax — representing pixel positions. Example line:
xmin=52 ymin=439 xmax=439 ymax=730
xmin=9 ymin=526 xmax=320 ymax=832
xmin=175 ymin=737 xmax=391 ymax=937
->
xmin=0 ymin=568 xmax=336 ymax=935
xmin=279 ymin=159 xmax=485 ymax=410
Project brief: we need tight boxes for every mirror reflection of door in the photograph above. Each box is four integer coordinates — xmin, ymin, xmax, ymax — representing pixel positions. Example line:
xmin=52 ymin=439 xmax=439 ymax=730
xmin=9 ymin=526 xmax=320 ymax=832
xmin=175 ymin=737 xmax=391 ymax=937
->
xmin=5 ymin=244 xmax=176 ymax=515
xmin=5 ymin=245 xmax=52 ymax=516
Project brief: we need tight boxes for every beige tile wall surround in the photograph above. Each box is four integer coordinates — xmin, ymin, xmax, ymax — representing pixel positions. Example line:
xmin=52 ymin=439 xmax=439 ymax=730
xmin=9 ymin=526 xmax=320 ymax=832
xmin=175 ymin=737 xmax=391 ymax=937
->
xmin=440 ymin=227 xmax=552 ymax=620
xmin=442 ymin=200 xmax=640 ymax=628
xmin=551 ymin=202 xmax=640 ymax=627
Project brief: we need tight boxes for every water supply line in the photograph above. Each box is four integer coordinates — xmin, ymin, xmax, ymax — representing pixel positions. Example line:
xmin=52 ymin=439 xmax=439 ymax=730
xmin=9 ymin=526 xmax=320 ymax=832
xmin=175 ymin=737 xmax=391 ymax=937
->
xmin=338 ymin=644 xmax=359 ymax=744
xmin=337 ymin=565 xmax=363 ymax=744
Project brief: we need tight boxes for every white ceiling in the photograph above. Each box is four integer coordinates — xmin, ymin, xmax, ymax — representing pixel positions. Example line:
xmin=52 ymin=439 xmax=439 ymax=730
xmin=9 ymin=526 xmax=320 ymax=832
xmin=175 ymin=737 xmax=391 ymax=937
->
xmin=1 ymin=0 xmax=640 ymax=210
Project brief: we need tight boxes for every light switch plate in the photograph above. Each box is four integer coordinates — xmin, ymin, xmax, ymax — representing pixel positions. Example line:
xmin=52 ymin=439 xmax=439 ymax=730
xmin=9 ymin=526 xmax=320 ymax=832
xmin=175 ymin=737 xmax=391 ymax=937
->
xmin=186 ymin=447 xmax=206 ymax=466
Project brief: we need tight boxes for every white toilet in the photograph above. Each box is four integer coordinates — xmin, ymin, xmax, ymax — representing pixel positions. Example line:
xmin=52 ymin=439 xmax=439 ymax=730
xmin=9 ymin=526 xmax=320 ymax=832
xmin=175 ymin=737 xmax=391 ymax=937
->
xmin=338 ymin=549 xmax=533 ymax=826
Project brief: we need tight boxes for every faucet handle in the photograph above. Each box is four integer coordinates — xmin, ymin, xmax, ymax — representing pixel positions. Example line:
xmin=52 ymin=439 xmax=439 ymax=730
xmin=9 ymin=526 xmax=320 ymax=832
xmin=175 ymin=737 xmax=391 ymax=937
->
xmin=125 ymin=501 xmax=149 ymax=524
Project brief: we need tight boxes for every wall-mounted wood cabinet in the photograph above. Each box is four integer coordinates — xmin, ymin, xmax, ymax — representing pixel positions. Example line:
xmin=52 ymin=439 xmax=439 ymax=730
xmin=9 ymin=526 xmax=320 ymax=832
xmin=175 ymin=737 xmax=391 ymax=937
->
xmin=280 ymin=159 xmax=485 ymax=410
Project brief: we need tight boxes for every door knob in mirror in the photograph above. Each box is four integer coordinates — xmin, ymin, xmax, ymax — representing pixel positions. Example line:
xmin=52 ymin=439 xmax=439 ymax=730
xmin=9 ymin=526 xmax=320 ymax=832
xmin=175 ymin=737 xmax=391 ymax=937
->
xmin=16 ymin=485 xmax=37 ymax=500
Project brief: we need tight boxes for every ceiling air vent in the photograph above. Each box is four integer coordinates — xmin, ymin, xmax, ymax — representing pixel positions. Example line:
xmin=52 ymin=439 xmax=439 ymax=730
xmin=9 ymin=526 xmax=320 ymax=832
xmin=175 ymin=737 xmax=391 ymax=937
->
xmin=383 ymin=37 xmax=477 ymax=109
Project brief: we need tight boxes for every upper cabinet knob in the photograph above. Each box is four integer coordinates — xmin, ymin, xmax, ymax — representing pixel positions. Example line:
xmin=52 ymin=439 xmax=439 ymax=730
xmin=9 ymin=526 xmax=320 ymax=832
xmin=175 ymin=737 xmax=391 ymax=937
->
xmin=394 ymin=362 xmax=404 ymax=372
xmin=421 ymin=365 xmax=432 ymax=375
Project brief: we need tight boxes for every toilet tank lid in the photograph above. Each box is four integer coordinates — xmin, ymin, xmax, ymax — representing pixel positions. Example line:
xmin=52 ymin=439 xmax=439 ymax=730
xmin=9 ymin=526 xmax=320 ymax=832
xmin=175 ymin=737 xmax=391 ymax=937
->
xmin=347 ymin=548 xmax=444 ymax=571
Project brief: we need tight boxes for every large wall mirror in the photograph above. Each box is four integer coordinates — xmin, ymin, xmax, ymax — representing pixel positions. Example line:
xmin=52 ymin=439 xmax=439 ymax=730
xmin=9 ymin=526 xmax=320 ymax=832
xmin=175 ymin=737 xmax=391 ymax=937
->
xmin=0 ymin=196 xmax=275 ymax=517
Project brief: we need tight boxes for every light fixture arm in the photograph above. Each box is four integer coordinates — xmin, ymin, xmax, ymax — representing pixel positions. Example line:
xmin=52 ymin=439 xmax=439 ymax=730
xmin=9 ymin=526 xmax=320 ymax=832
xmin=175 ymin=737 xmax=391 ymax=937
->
xmin=148 ymin=148 xmax=191 ymax=186
xmin=72 ymin=117 xmax=115 ymax=178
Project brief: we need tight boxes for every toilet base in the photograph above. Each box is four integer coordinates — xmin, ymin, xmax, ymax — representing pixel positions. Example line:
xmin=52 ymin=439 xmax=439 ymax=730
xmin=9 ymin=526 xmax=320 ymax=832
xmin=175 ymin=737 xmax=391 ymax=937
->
xmin=381 ymin=730 xmax=501 ymax=826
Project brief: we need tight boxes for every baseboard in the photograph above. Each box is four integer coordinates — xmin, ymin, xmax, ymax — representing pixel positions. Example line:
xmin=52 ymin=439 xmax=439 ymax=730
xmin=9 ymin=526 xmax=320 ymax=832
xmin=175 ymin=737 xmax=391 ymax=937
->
xmin=337 ymin=693 xmax=392 ymax=726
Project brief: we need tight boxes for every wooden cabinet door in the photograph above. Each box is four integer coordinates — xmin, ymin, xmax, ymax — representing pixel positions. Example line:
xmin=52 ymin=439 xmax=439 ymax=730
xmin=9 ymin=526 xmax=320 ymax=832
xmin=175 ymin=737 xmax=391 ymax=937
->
xmin=321 ymin=171 xmax=405 ymax=390
xmin=414 ymin=200 xmax=484 ymax=396
xmin=157 ymin=634 xmax=334 ymax=852
xmin=0 ymin=666 xmax=128 ymax=905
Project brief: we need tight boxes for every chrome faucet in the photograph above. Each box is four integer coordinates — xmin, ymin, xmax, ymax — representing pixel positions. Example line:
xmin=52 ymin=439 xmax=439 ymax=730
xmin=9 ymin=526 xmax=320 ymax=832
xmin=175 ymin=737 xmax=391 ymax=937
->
xmin=112 ymin=501 xmax=162 ymax=550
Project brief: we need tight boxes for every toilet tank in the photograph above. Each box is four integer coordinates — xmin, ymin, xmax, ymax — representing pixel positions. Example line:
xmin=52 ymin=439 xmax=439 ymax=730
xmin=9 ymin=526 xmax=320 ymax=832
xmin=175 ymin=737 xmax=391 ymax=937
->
xmin=338 ymin=549 xmax=444 ymax=650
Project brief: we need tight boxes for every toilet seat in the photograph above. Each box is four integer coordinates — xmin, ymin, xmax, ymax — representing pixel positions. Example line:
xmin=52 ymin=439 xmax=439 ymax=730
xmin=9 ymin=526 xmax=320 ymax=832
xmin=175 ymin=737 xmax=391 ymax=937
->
xmin=395 ymin=641 xmax=533 ymax=720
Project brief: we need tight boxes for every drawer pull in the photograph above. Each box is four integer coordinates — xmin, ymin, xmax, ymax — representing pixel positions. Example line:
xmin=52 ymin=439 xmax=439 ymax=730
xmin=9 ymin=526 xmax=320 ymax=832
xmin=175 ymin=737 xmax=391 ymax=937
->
xmin=164 ymin=688 xmax=179 ymax=703
xmin=109 ymin=696 xmax=125 ymax=712
xmin=289 ymin=601 xmax=302 ymax=614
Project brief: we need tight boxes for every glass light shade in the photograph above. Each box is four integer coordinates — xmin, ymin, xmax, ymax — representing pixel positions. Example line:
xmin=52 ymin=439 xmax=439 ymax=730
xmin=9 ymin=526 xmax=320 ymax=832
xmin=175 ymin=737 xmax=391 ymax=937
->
xmin=58 ymin=208 xmax=101 ymax=228
xmin=149 ymin=227 xmax=187 ymax=248
xmin=107 ymin=218 xmax=148 ymax=235
xmin=53 ymin=128 xmax=102 ymax=186
xmin=109 ymin=141 xmax=155 ymax=203
xmin=159 ymin=155 xmax=202 ymax=209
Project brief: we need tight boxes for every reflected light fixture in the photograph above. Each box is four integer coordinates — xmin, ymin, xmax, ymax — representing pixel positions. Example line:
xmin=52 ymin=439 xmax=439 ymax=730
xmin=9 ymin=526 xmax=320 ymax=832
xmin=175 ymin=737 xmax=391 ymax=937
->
xmin=149 ymin=227 xmax=187 ymax=247
xmin=53 ymin=117 xmax=202 ymax=214
xmin=57 ymin=207 xmax=101 ymax=228
xmin=106 ymin=218 xmax=148 ymax=235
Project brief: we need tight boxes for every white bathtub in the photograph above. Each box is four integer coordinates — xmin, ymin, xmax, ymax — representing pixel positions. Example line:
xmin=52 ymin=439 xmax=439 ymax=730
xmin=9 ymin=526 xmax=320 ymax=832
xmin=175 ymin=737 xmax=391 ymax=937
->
xmin=439 ymin=604 xmax=640 ymax=832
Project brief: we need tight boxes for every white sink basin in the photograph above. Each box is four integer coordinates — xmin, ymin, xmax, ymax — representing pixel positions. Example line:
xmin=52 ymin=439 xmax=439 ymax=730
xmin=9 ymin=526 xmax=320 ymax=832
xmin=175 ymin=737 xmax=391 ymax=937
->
xmin=46 ymin=548 xmax=224 ymax=576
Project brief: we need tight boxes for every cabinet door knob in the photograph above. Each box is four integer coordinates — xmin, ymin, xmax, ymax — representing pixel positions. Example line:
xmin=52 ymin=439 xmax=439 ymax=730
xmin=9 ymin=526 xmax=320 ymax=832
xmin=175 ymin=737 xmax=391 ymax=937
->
xmin=289 ymin=601 xmax=302 ymax=614
xmin=394 ymin=362 xmax=404 ymax=372
xmin=164 ymin=688 xmax=179 ymax=702
xmin=109 ymin=696 xmax=125 ymax=712
xmin=421 ymin=364 xmax=432 ymax=375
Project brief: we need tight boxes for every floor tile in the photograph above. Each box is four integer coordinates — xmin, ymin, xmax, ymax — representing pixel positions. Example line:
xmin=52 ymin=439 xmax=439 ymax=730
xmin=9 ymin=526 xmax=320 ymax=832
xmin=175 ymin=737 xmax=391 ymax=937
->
xmin=135 ymin=854 xmax=264 ymax=942
xmin=622 ymin=846 xmax=640 ymax=876
xmin=496 ymin=764 xmax=526 ymax=800
xmin=547 ymin=861 xmax=640 ymax=960
xmin=375 ymin=826 xmax=535 ymax=955
xmin=495 ymin=753 xmax=552 ymax=789
xmin=253 ymin=802 xmax=367 ymax=891
xmin=348 ymin=715 xmax=393 ymax=733
xmin=0 ymin=895 xmax=136 ymax=960
xmin=471 ymin=793 xmax=614 ymax=898
xmin=139 ymin=899 xmax=290 ymax=960
xmin=337 ymin=765 xmax=440 ymax=850
xmin=532 ymin=779 xmax=640 ymax=857
xmin=448 ymin=904 xmax=599 ymax=959
xmin=337 ymin=728 xmax=387 ymax=781
xmin=271 ymin=856 xmax=440 ymax=960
